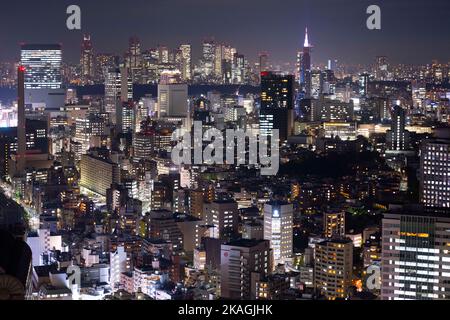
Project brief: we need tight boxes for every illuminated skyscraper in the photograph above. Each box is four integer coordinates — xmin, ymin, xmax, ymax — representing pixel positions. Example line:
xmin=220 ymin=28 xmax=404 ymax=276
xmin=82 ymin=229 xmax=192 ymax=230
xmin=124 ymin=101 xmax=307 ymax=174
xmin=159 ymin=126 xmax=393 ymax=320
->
xmin=202 ymin=39 xmax=215 ymax=78
xmin=214 ymin=44 xmax=223 ymax=80
xmin=386 ymin=105 xmax=410 ymax=152
xmin=20 ymin=44 xmax=64 ymax=109
xmin=259 ymin=72 xmax=294 ymax=141
xmin=80 ymin=34 xmax=95 ymax=85
xmin=126 ymin=37 xmax=143 ymax=83
xmin=420 ymin=128 xmax=450 ymax=208
xmin=20 ymin=44 xmax=62 ymax=89
xmin=117 ymin=101 xmax=135 ymax=134
xmin=157 ymin=45 xmax=169 ymax=64
xmin=133 ymin=131 xmax=154 ymax=162
xmin=263 ymin=201 xmax=293 ymax=267
xmin=299 ymin=28 xmax=312 ymax=98
xmin=74 ymin=114 xmax=105 ymax=153
xmin=221 ymin=45 xmax=235 ymax=84
xmin=310 ymin=69 xmax=322 ymax=99
xmin=179 ymin=44 xmax=192 ymax=81
xmin=381 ymin=207 xmax=450 ymax=300
xmin=232 ymin=53 xmax=247 ymax=84
xmin=359 ymin=73 xmax=370 ymax=96
xmin=105 ymin=67 xmax=132 ymax=120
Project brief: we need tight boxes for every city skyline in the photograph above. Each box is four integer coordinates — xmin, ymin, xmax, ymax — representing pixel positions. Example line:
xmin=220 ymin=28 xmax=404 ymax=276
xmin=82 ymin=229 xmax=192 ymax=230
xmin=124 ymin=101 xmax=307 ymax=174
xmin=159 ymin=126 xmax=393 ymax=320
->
xmin=2 ymin=0 xmax=450 ymax=305
xmin=0 ymin=0 xmax=450 ymax=66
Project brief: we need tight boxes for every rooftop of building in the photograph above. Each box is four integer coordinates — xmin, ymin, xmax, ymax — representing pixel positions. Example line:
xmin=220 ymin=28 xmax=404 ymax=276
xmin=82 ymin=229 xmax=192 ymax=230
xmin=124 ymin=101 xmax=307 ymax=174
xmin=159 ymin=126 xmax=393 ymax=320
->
xmin=173 ymin=212 xmax=202 ymax=222
xmin=211 ymin=199 xmax=237 ymax=204
xmin=266 ymin=200 xmax=290 ymax=206
xmin=39 ymin=284 xmax=72 ymax=295
xmin=244 ymin=221 xmax=263 ymax=227
xmin=318 ymin=238 xmax=353 ymax=246
xmin=385 ymin=204 xmax=450 ymax=221
xmin=21 ymin=44 xmax=62 ymax=50
xmin=224 ymin=238 xmax=267 ymax=248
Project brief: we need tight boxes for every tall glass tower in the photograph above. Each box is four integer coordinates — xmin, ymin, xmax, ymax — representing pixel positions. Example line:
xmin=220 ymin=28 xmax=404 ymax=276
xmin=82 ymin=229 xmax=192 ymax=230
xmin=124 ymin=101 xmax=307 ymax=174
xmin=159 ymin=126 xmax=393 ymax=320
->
xmin=20 ymin=44 xmax=62 ymax=89
xmin=299 ymin=28 xmax=312 ymax=98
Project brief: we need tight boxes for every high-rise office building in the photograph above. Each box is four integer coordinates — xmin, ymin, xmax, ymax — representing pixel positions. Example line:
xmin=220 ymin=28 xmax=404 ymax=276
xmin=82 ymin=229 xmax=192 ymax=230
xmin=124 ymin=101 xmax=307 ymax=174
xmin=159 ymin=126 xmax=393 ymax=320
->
xmin=157 ymin=83 xmax=188 ymax=117
xmin=386 ymin=105 xmax=410 ymax=152
xmin=80 ymin=153 xmax=121 ymax=196
xmin=179 ymin=44 xmax=192 ymax=81
xmin=20 ymin=44 xmax=64 ymax=109
xmin=420 ymin=128 xmax=450 ymax=208
xmin=201 ymin=39 xmax=215 ymax=78
xmin=157 ymin=45 xmax=169 ymax=64
xmin=263 ymin=201 xmax=293 ymax=267
xmin=21 ymin=44 xmax=62 ymax=89
xmin=220 ymin=239 xmax=272 ymax=299
xmin=105 ymin=67 xmax=133 ymax=119
xmin=314 ymin=239 xmax=353 ymax=300
xmin=221 ymin=45 xmax=235 ymax=84
xmin=105 ymin=69 xmax=122 ymax=115
xmin=74 ymin=114 xmax=105 ymax=153
xmin=133 ymin=132 xmax=154 ymax=162
xmin=80 ymin=35 xmax=95 ymax=85
xmin=381 ymin=206 xmax=450 ymax=300
xmin=259 ymin=72 xmax=294 ymax=141
xmin=126 ymin=37 xmax=143 ymax=83
xmin=310 ymin=69 xmax=323 ymax=99
xmin=214 ymin=44 xmax=223 ymax=80
xmin=359 ymin=73 xmax=370 ymax=97
xmin=232 ymin=53 xmax=247 ymax=84
xmin=117 ymin=101 xmax=135 ymax=134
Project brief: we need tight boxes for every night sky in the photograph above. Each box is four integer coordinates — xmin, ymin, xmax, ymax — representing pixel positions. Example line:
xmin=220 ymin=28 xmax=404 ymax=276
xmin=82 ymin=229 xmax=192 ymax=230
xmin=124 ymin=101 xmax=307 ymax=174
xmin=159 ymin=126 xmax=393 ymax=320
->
xmin=0 ymin=0 xmax=449 ymax=66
